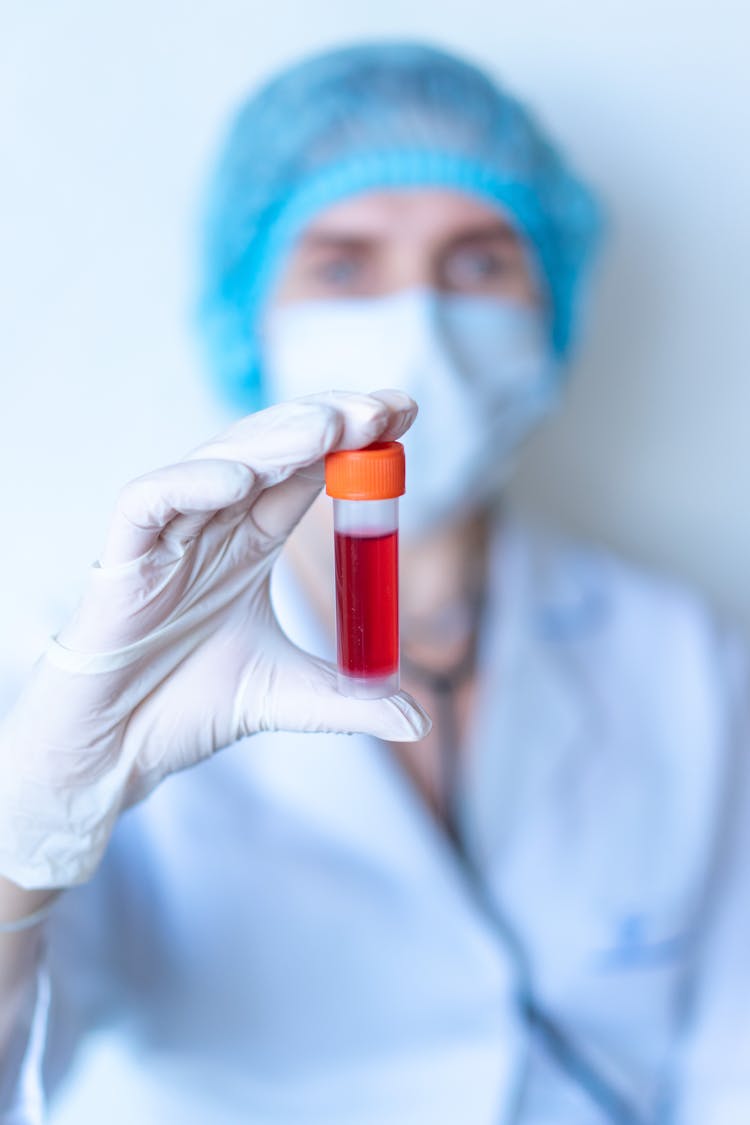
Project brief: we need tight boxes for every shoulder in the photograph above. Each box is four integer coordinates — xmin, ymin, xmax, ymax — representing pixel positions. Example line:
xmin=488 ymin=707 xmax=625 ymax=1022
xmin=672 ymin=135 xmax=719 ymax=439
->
xmin=501 ymin=511 xmax=733 ymax=641
xmin=498 ymin=512 xmax=749 ymax=709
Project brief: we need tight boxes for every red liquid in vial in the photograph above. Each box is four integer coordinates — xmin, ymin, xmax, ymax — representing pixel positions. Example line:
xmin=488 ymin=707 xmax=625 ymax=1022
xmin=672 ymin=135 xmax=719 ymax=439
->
xmin=334 ymin=529 xmax=399 ymax=678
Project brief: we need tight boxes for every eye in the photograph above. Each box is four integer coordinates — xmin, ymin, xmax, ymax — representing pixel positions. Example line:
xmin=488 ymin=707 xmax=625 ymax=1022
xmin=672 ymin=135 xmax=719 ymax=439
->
xmin=443 ymin=245 xmax=516 ymax=288
xmin=311 ymin=256 xmax=364 ymax=287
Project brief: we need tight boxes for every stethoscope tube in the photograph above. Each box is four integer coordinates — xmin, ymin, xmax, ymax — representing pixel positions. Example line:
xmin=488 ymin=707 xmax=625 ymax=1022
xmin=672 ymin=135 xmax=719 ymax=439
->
xmin=403 ymin=657 xmax=648 ymax=1125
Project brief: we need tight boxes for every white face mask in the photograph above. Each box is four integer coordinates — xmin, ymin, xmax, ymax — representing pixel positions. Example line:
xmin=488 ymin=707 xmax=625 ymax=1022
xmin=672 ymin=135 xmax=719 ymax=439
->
xmin=261 ymin=288 xmax=560 ymax=538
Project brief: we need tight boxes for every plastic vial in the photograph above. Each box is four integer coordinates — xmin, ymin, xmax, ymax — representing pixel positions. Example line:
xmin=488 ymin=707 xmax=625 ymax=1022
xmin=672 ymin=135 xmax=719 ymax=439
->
xmin=324 ymin=441 xmax=405 ymax=699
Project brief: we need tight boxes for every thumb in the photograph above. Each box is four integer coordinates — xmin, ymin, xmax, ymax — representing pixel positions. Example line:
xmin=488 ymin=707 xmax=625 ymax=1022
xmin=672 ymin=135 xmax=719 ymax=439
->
xmin=237 ymin=652 xmax=432 ymax=742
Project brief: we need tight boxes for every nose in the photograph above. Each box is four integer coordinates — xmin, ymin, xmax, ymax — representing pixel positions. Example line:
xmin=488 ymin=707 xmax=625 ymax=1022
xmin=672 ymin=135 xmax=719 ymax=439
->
xmin=379 ymin=242 xmax=439 ymax=296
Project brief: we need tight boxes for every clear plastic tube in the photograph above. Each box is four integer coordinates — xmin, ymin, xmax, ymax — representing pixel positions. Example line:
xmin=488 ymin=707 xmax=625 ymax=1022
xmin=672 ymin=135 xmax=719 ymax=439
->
xmin=332 ymin=497 xmax=399 ymax=699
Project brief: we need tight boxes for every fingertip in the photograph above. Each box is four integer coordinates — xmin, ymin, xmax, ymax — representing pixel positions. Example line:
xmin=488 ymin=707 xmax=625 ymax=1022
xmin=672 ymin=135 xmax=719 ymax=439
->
xmin=363 ymin=691 xmax=432 ymax=743
xmin=368 ymin=390 xmax=419 ymax=441
xmin=389 ymin=692 xmax=433 ymax=741
xmin=370 ymin=389 xmax=418 ymax=415
xmin=271 ymin=659 xmax=433 ymax=743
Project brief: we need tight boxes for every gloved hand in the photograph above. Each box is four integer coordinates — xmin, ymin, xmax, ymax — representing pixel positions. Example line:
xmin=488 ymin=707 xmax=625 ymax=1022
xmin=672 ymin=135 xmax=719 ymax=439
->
xmin=0 ymin=390 xmax=431 ymax=890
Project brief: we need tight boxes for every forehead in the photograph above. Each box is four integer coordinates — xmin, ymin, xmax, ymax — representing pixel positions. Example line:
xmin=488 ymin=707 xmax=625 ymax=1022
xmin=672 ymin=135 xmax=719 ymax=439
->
xmin=297 ymin=188 xmax=518 ymax=243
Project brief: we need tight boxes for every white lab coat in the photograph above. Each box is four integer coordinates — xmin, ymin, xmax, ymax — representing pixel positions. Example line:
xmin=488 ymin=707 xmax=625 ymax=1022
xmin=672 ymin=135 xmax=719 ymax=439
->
xmin=3 ymin=516 xmax=750 ymax=1125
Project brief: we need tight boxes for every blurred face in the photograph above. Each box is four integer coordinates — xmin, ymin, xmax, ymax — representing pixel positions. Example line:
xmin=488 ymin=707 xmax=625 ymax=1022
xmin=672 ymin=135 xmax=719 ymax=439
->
xmin=271 ymin=188 xmax=543 ymax=308
xmin=263 ymin=187 xmax=557 ymax=543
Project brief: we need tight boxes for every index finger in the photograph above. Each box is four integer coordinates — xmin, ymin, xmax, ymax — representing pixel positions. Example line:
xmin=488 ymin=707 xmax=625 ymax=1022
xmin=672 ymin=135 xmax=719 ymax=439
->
xmin=184 ymin=389 xmax=418 ymax=488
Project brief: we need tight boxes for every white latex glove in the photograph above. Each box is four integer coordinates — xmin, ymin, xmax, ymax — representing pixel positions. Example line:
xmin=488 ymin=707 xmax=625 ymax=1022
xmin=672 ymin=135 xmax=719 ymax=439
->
xmin=0 ymin=391 xmax=431 ymax=890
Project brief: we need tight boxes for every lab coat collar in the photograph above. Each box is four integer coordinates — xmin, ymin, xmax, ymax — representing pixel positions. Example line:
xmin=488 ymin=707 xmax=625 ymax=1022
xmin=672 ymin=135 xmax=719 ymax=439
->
xmin=265 ymin=511 xmax=610 ymax=889
xmin=459 ymin=511 xmax=611 ymax=871
xmin=259 ymin=544 xmax=531 ymax=1019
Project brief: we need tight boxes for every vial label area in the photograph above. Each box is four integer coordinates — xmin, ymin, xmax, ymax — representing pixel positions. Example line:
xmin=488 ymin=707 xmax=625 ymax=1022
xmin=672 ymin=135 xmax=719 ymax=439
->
xmin=334 ymin=530 xmax=398 ymax=679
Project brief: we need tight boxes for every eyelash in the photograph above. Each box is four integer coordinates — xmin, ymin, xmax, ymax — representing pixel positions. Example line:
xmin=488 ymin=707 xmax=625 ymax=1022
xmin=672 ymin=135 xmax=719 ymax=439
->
xmin=448 ymin=249 xmax=513 ymax=276
xmin=313 ymin=259 xmax=363 ymax=284
xmin=307 ymin=247 xmax=518 ymax=290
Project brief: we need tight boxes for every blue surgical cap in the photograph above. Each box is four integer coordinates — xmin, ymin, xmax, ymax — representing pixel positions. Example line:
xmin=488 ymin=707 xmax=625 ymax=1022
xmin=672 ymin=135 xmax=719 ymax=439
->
xmin=197 ymin=41 xmax=603 ymax=412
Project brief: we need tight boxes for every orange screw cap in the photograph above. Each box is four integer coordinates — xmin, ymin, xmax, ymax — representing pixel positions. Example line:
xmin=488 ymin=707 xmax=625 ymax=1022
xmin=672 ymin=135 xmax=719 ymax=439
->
xmin=325 ymin=441 xmax=405 ymax=501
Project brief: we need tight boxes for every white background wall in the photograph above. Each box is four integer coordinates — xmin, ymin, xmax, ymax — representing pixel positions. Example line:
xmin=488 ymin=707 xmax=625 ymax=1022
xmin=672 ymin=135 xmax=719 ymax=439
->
xmin=1 ymin=0 xmax=748 ymax=705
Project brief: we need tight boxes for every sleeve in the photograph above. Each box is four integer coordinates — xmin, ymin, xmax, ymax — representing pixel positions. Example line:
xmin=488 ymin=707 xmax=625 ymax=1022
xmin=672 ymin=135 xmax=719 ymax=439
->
xmin=672 ymin=620 xmax=750 ymax=1122
xmin=0 ymin=958 xmax=52 ymax=1125
xmin=0 ymin=644 xmax=71 ymax=1123
xmin=0 ymin=863 xmax=124 ymax=1125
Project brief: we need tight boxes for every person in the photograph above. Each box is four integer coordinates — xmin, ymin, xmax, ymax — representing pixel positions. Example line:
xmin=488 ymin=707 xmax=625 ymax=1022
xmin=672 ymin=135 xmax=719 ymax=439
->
xmin=1 ymin=41 xmax=748 ymax=1125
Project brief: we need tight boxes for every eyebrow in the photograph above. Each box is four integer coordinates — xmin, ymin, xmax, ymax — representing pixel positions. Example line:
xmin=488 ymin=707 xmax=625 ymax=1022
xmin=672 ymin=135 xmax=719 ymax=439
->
xmin=297 ymin=231 xmax=374 ymax=252
xmin=298 ymin=220 xmax=520 ymax=252
xmin=444 ymin=222 xmax=521 ymax=248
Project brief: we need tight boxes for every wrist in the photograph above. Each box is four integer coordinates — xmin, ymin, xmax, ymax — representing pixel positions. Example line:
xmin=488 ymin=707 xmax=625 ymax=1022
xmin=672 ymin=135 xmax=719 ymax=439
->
xmin=0 ymin=878 xmax=61 ymax=934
